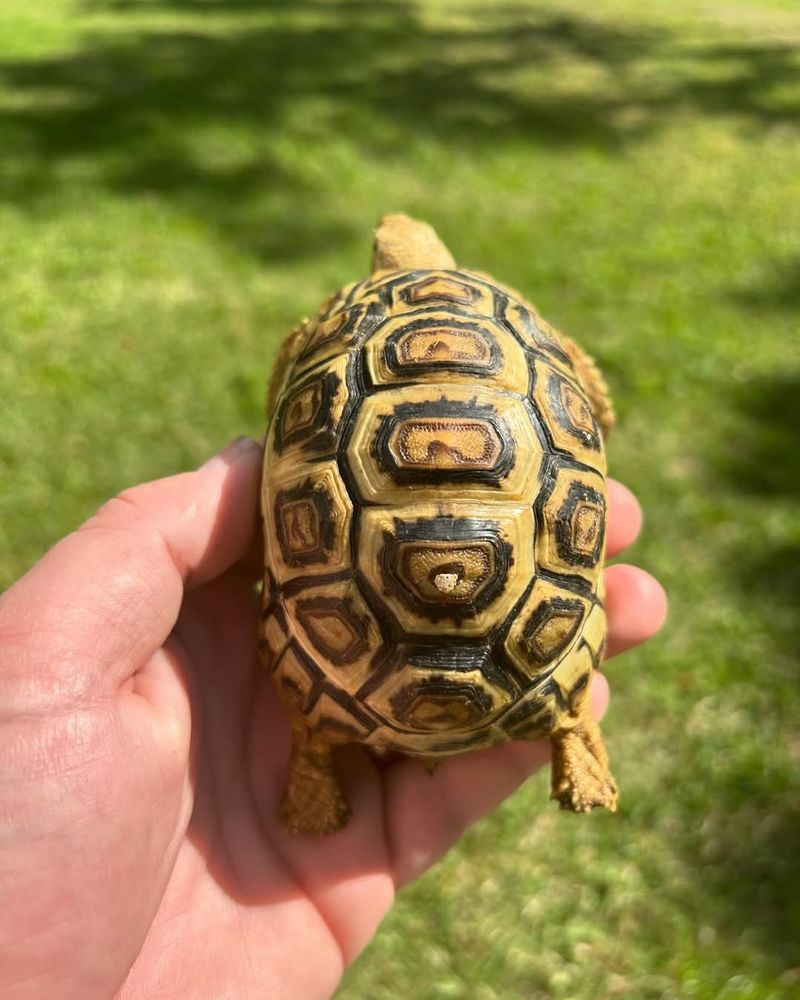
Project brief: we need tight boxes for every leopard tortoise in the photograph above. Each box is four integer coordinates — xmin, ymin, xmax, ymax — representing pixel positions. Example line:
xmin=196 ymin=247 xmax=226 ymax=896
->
xmin=259 ymin=214 xmax=618 ymax=834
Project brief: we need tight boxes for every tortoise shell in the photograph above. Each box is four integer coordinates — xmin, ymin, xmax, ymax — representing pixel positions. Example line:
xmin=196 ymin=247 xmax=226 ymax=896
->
xmin=260 ymin=267 xmax=608 ymax=758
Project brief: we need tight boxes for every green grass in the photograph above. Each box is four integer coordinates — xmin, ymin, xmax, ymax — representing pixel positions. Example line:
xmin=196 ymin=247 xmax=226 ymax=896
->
xmin=1 ymin=0 xmax=799 ymax=996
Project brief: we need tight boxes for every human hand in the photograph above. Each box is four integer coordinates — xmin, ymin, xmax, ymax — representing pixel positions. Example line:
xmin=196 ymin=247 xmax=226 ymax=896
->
xmin=0 ymin=438 xmax=666 ymax=999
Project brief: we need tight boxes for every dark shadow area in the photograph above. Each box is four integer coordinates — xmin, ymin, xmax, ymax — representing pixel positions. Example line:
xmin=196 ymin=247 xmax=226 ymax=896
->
xmin=692 ymin=372 xmax=800 ymax=965
xmin=0 ymin=0 xmax=798 ymax=259
xmin=712 ymin=374 xmax=800 ymax=499
xmin=733 ymin=537 xmax=800 ymax=667
xmin=733 ymin=257 xmax=800 ymax=313
xmin=709 ymin=375 xmax=800 ymax=656
xmin=678 ymin=749 xmax=800 ymax=971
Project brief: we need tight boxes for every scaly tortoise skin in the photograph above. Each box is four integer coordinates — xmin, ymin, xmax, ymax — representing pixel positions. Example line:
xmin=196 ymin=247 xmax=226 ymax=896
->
xmin=260 ymin=215 xmax=618 ymax=834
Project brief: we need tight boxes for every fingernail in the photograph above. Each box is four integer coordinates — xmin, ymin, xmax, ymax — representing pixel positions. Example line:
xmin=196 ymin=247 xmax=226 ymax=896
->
xmin=200 ymin=435 xmax=262 ymax=470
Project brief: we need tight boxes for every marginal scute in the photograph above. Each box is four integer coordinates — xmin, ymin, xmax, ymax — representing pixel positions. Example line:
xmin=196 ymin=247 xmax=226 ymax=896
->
xmin=402 ymin=274 xmax=480 ymax=308
xmin=499 ymin=694 xmax=555 ymax=741
xmin=295 ymin=300 xmax=381 ymax=374
xmin=271 ymin=641 xmax=323 ymax=713
xmin=259 ymin=603 xmax=290 ymax=671
xmin=581 ymin=603 xmax=606 ymax=664
xmin=301 ymin=306 xmax=352 ymax=354
xmin=550 ymin=642 xmax=595 ymax=717
xmin=395 ymin=685 xmax=490 ymax=731
xmin=314 ymin=280 xmax=360 ymax=323
xmin=306 ymin=690 xmax=376 ymax=741
xmin=502 ymin=296 xmax=575 ymax=374
xmin=363 ymin=646 xmax=514 ymax=736
xmin=361 ymin=269 xmax=496 ymax=315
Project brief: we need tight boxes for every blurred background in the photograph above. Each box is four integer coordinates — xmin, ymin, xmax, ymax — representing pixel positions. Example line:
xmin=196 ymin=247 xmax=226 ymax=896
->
xmin=1 ymin=0 xmax=798 ymax=996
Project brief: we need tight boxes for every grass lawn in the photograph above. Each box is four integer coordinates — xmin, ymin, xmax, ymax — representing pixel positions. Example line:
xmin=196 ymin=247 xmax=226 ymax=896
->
xmin=2 ymin=0 xmax=799 ymax=996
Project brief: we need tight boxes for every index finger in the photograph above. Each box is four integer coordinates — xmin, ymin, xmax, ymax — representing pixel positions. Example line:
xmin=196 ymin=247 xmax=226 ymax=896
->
xmin=606 ymin=479 xmax=642 ymax=558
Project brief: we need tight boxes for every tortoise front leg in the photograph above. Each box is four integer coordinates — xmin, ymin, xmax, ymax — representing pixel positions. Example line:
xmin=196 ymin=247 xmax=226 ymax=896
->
xmin=280 ymin=715 xmax=351 ymax=835
xmin=550 ymin=706 xmax=619 ymax=813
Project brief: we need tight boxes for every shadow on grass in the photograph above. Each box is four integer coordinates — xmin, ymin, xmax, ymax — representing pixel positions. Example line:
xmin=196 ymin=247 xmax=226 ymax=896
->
xmin=733 ymin=256 xmax=800 ymax=313
xmin=707 ymin=373 xmax=800 ymax=663
xmin=683 ymin=750 xmax=800 ymax=971
xmin=0 ymin=0 xmax=798 ymax=258
xmin=684 ymin=371 xmax=800 ymax=968
xmin=709 ymin=368 xmax=800 ymax=644
xmin=713 ymin=374 xmax=800 ymax=498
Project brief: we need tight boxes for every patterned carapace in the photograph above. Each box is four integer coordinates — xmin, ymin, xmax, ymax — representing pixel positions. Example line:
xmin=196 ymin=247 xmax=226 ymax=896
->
xmin=260 ymin=268 xmax=608 ymax=755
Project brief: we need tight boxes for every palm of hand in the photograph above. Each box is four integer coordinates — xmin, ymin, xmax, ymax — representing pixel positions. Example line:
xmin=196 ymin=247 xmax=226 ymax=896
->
xmin=122 ymin=566 xmax=555 ymax=998
xmin=0 ymin=442 xmax=665 ymax=1000
xmin=120 ymin=569 xmax=365 ymax=999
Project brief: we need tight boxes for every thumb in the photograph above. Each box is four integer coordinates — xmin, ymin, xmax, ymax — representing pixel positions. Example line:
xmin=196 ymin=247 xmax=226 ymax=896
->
xmin=0 ymin=436 xmax=264 ymax=701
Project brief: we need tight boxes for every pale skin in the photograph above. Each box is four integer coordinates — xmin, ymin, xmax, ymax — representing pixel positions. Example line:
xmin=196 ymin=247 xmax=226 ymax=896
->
xmin=0 ymin=437 xmax=666 ymax=1000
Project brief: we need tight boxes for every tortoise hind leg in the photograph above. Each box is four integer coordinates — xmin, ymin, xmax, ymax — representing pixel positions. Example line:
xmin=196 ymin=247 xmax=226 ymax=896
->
xmin=550 ymin=707 xmax=618 ymax=813
xmin=280 ymin=715 xmax=351 ymax=835
xmin=560 ymin=334 xmax=616 ymax=439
